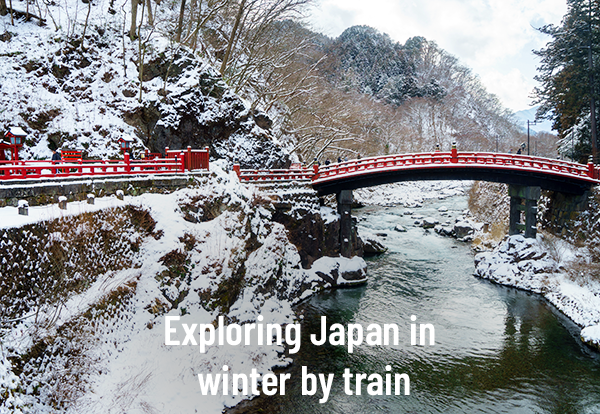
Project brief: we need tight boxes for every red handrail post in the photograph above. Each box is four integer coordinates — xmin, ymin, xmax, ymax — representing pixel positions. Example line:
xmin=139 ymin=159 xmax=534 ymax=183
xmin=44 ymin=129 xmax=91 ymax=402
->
xmin=124 ymin=152 xmax=131 ymax=173
xmin=205 ymin=146 xmax=210 ymax=170
xmin=233 ymin=164 xmax=241 ymax=177
xmin=588 ymin=156 xmax=594 ymax=178
xmin=313 ymin=163 xmax=319 ymax=180
xmin=187 ymin=146 xmax=192 ymax=171
xmin=180 ymin=151 xmax=185 ymax=173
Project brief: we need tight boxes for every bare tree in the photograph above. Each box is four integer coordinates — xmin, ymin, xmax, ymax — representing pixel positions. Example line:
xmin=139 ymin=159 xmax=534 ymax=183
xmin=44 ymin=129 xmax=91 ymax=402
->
xmin=129 ymin=0 xmax=138 ymax=39
xmin=218 ymin=0 xmax=311 ymax=78
xmin=175 ymin=0 xmax=187 ymax=42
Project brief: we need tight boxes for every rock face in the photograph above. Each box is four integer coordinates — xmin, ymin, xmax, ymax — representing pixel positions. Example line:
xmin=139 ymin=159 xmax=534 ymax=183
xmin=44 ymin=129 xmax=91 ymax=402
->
xmin=126 ymin=49 xmax=291 ymax=169
xmin=474 ymin=235 xmax=554 ymax=293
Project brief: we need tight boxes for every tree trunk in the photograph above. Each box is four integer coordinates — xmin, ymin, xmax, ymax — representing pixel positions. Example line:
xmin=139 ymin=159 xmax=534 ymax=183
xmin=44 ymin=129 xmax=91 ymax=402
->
xmin=220 ymin=0 xmax=246 ymax=76
xmin=0 ymin=0 xmax=7 ymax=17
xmin=81 ymin=0 xmax=92 ymax=50
xmin=175 ymin=0 xmax=186 ymax=42
xmin=129 ymin=0 xmax=138 ymax=40
xmin=146 ymin=0 xmax=153 ymax=26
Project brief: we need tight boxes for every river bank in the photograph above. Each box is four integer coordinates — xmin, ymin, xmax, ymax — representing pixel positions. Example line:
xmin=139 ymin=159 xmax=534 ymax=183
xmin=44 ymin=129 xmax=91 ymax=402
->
xmin=474 ymin=234 xmax=600 ymax=350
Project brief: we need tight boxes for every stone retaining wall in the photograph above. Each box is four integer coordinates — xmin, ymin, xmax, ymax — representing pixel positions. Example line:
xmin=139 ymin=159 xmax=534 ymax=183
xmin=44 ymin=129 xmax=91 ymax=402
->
xmin=0 ymin=172 xmax=209 ymax=207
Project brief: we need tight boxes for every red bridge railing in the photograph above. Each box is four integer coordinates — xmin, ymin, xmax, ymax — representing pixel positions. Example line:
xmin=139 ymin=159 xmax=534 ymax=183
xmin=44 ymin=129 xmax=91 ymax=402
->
xmin=234 ymin=151 xmax=600 ymax=184
xmin=314 ymin=152 xmax=600 ymax=182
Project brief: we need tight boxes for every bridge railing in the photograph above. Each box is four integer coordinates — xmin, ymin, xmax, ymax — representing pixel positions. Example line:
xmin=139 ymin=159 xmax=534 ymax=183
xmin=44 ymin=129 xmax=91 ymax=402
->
xmin=314 ymin=152 xmax=599 ymax=182
xmin=0 ymin=153 xmax=185 ymax=180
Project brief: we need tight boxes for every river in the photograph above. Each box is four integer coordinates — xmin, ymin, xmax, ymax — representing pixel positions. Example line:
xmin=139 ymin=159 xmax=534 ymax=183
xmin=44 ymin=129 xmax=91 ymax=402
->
xmin=233 ymin=194 xmax=600 ymax=413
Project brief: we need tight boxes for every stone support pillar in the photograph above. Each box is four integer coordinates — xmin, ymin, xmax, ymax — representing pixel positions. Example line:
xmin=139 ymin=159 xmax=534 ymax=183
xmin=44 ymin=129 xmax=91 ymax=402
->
xmin=508 ymin=185 xmax=541 ymax=238
xmin=337 ymin=190 xmax=353 ymax=258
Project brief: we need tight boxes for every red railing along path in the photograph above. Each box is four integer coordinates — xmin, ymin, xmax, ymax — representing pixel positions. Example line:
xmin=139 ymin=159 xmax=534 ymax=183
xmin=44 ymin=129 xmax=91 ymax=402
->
xmin=233 ymin=163 xmax=315 ymax=182
xmin=0 ymin=152 xmax=186 ymax=181
xmin=166 ymin=146 xmax=209 ymax=171
xmin=0 ymin=147 xmax=211 ymax=181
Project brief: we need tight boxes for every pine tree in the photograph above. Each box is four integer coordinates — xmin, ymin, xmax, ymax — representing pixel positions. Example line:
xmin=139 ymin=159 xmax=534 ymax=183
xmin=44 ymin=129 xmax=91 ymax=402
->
xmin=533 ymin=0 xmax=600 ymax=162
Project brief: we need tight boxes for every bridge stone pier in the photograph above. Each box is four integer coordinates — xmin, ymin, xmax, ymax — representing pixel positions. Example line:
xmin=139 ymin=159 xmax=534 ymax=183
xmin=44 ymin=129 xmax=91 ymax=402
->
xmin=337 ymin=190 xmax=354 ymax=258
xmin=508 ymin=185 xmax=541 ymax=238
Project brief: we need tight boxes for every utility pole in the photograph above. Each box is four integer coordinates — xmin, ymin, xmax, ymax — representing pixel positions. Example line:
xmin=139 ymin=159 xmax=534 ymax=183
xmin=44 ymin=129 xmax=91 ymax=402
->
xmin=527 ymin=120 xmax=538 ymax=156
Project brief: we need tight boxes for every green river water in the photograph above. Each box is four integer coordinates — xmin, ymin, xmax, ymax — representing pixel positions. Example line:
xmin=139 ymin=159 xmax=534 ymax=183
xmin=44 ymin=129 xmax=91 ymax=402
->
xmin=235 ymin=194 xmax=600 ymax=414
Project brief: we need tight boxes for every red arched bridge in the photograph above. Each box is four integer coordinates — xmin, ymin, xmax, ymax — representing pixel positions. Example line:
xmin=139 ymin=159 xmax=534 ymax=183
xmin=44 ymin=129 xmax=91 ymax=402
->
xmin=235 ymin=150 xmax=600 ymax=195
xmin=235 ymin=149 xmax=600 ymax=247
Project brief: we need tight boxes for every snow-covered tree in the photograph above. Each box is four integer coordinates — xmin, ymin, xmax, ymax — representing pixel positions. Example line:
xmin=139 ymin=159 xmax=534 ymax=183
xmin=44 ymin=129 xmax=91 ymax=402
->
xmin=533 ymin=0 xmax=600 ymax=162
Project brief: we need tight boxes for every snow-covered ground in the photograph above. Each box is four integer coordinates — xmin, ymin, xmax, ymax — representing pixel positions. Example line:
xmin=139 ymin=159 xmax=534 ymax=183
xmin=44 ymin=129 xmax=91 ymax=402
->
xmin=353 ymin=180 xmax=470 ymax=207
xmin=475 ymin=235 xmax=600 ymax=350
xmin=0 ymin=165 xmax=365 ymax=413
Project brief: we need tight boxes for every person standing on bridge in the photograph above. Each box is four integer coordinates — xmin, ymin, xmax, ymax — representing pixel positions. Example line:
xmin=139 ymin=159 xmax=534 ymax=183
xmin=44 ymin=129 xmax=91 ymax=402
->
xmin=51 ymin=149 xmax=61 ymax=161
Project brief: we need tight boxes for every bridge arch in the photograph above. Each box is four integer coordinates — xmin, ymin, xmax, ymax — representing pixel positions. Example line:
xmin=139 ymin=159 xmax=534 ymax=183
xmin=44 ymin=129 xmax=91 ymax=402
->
xmin=311 ymin=152 xmax=599 ymax=196
xmin=235 ymin=149 xmax=600 ymax=254
xmin=310 ymin=151 xmax=599 ymax=256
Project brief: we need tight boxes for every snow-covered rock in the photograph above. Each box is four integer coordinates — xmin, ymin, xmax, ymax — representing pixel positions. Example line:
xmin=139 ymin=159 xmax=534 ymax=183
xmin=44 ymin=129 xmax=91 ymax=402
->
xmin=362 ymin=235 xmax=388 ymax=255
xmin=475 ymin=235 xmax=600 ymax=350
xmin=454 ymin=221 xmax=475 ymax=239
xmin=311 ymin=256 xmax=368 ymax=286
xmin=581 ymin=325 xmax=600 ymax=351
xmin=422 ymin=217 xmax=438 ymax=229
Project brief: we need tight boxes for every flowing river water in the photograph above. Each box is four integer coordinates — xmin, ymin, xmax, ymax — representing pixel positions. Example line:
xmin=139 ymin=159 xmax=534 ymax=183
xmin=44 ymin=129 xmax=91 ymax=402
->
xmin=233 ymin=194 xmax=600 ymax=413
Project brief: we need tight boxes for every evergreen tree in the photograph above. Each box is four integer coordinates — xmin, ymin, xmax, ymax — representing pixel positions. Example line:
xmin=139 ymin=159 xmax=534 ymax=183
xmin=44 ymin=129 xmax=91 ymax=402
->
xmin=533 ymin=0 xmax=600 ymax=162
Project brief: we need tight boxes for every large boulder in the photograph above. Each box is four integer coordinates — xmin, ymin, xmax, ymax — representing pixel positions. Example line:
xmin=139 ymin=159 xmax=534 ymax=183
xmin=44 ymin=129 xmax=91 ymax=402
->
xmin=362 ymin=235 xmax=388 ymax=256
xmin=454 ymin=221 xmax=474 ymax=239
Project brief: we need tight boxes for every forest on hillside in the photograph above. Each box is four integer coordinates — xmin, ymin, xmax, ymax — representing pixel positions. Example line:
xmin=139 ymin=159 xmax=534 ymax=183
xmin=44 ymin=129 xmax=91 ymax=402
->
xmin=0 ymin=0 xmax=560 ymax=164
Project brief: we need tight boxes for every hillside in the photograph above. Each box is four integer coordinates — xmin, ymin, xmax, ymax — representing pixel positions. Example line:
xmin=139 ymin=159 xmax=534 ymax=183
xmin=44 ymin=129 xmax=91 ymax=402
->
xmin=261 ymin=23 xmax=536 ymax=162
xmin=0 ymin=2 xmax=290 ymax=168
xmin=1 ymin=2 xmax=546 ymax=167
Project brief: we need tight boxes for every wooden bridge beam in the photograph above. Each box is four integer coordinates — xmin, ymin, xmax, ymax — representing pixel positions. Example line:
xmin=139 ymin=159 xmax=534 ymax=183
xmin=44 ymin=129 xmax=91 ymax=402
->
xmin=337 ymin=190 xmax=353 ymax=258
xmin=508 ymin=185 xmax=541 ymax=238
